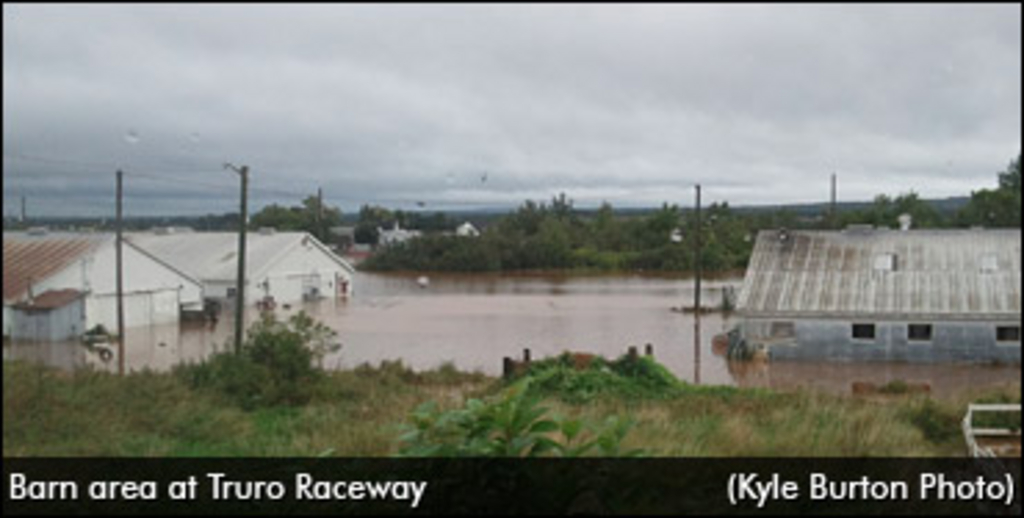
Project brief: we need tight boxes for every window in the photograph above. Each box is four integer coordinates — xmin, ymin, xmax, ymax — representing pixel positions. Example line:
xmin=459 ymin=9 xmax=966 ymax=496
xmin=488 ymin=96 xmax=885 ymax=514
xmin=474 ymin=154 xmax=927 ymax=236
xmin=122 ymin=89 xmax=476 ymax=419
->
xmin=997 ymin=326 xmax=1021 ymax=342
xmin=770 ymin=322 xmax=795 ymax=339
xmin=980 ymin=255 xmax=999 ymax=273
xmin=226 ymin=287 xmax=237 ymax=298
xmin=873 ymin=253 xmax=897 ymax=272
xmin=908 ymin=324 xmax=933 ymax=342
xmin=852 ymin=323 xmax=876 ymax=340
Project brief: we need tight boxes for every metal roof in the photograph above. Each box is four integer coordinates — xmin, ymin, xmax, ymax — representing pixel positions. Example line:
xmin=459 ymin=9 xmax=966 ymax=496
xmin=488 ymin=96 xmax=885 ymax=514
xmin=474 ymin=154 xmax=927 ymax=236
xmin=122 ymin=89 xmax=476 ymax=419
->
xmin=12 ymin=289 xmax=85 ymax=311
xmin=737 ymin=228 xmax=1022 ymax=320
xmin=126 ymin=231 xmax=355 ymax=283
xmin=3 ymin=233 xmax=108 ymax=303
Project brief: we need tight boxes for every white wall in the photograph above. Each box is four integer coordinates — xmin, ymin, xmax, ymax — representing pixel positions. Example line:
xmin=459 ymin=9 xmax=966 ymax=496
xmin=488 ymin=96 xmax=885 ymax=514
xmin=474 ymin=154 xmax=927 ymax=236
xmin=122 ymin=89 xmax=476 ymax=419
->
xmin=251 ymin=239 xmax=354 ymax=305
xmin=15 ymin=241 xmax=201 ymax=330
xmin=86 ymin=289 xmax=181 ymax=330
xmin=3 ymin=305 xmax=13 ymax=338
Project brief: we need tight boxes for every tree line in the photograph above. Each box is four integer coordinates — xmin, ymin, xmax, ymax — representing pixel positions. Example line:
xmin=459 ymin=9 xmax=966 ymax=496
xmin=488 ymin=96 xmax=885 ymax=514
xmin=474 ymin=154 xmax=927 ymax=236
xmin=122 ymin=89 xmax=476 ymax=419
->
xmin=360 ymin=154 xmax=1020 ymax=273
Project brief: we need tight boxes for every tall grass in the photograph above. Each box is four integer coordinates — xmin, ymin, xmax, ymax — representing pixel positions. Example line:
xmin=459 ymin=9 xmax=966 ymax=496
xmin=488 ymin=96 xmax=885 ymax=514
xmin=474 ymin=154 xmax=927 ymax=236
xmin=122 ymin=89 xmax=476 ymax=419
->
xmin=3 ymin=360 xmax=1018 ymax=457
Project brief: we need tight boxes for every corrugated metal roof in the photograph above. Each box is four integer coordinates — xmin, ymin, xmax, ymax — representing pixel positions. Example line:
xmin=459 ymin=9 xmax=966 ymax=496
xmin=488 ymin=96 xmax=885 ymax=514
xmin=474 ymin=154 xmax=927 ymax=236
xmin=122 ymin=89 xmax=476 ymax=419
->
xmin=12 ymin=289 xmax=85 ymax=311
xmin=3 ymin=233 xmax=108 ymax=303
xmin=126 ymin=231 xmax=354 ymax=282
xmin=737 ymin=229 xmax=1022 ymax=320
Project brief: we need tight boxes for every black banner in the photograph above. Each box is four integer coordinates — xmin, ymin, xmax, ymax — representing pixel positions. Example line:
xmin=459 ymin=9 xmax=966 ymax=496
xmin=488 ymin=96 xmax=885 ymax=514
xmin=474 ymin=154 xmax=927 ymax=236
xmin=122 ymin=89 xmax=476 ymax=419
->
xmin=3 ymin=458 xmax=1020 ymax=515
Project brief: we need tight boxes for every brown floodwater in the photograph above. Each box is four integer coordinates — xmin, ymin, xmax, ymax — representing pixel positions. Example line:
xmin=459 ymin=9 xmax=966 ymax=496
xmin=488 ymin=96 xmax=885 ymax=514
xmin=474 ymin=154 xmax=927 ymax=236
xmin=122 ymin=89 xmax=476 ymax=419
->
xmin=4 ymin=272 xmax=1020 ymax=399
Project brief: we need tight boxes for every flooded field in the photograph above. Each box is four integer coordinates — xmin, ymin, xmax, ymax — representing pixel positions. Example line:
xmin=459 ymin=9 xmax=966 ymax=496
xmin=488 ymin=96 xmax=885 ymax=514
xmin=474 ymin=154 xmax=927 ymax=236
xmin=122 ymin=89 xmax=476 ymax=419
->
xmin=4 ymin=272 xmax=1020 ymax=398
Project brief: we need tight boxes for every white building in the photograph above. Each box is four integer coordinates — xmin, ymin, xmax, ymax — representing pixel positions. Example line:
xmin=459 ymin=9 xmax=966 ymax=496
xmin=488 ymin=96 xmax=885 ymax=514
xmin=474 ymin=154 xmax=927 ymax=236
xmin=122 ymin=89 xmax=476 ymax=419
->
xmin=377 ymin=222 xmax=422 ymax=246
xmin=127 ymin=229 xmax=356 ymax=307
xmin=455 ymin=221 xmax=481 ymax=238
xmin=3 ymin=231 xmax=204 ymax=340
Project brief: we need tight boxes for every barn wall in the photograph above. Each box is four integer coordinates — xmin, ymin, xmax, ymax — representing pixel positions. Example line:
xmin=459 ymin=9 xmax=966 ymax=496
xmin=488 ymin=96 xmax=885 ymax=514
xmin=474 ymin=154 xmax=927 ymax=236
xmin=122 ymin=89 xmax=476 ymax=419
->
xmin=86 ymin=289 xmax=181 ymax=330
xmin=3 ymin=306 xmax=11 ymax=338
xmin=251 ymin=240 xmax=353 ymax=305
xmin=743 ymin=317 xmax=1021 ymax=363
xmin=11 ymin=301 xmax=86 ymax=342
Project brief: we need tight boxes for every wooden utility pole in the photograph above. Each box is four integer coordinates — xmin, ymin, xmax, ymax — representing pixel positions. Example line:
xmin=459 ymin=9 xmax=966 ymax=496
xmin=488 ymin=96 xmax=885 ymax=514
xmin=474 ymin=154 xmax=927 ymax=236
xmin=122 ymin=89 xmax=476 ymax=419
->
xmin=227 ymin=165 xmax=249 ymax=354
xmin=830 ymin=173 xmax=838 ymax=229
xmin=693 ymin=184 xmax=702 ymax=385
xmin=317 ymin=187 xmax=324 ymax=242
xmin=116 ymin=170 xmax=125 ymax=376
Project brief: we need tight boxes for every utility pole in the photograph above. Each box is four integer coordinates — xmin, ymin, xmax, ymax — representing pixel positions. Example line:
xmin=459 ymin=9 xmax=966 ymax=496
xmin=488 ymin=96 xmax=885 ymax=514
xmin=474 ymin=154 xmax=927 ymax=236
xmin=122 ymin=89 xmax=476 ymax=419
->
xmin=20 ymin=195 xmax=26 ymax=224
xmin=116 ymin=170 xmax=126 ymax=376
xmin=830 ymin=172 xmax=838 ymax=229
xmin=317 ymin=186 xmax=324 ymax=242
xmin=226 ymin=164 xmax=249 ymax=354
xmin=693 ymin=184 xmax=702 ymax=385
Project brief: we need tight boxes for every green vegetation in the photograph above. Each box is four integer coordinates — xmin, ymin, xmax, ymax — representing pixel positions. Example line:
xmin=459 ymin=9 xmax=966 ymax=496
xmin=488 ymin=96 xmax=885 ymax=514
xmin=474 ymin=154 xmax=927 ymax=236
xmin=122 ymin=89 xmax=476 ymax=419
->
xmin=4 ymin=316 xmax=1019 ymax=457
xmin=363 ymin=198 xmax=754 ymax=273
xmin=5 ymin=357 xmax=1018 ymax=457
xmin=359 ymin=154 xmax=1021 ymax=273
xmin=249 ymin=194 xmax=343 ymax=241
xmin=398 ymin=380 xmax=642 ymax=457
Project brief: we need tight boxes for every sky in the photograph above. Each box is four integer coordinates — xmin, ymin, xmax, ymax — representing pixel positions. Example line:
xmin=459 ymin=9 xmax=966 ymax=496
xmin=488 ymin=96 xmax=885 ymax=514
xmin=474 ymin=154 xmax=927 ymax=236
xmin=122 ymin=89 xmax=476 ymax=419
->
xmin=2 ymin=4 xmax=1021 ymax=217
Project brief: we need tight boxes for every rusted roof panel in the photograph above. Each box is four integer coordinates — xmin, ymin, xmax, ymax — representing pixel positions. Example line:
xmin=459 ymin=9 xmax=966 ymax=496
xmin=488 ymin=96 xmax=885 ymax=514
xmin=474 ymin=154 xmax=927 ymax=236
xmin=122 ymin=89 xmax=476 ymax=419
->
xmin=12 ymin=288 xmax=85 ymax=310
xmin=3 ymin=233 xmax=107 ymax=303
xmin=737 ymin=229 xmax=1022 ymax=320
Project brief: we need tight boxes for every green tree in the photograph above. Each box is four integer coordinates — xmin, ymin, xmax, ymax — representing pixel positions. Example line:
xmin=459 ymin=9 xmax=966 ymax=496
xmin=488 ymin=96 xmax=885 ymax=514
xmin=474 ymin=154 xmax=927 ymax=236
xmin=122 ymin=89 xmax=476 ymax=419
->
xmin=250 ymin=195 xmax=342 ymax=241
xmin=959 ymin=154 xmax=1022 ymax=228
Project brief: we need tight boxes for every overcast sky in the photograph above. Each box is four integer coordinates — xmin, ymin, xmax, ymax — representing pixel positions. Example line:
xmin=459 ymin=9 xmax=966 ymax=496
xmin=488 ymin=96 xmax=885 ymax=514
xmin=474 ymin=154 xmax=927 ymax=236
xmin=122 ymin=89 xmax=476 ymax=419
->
xmin=3 ymin=4 xmax=1021 ymax=217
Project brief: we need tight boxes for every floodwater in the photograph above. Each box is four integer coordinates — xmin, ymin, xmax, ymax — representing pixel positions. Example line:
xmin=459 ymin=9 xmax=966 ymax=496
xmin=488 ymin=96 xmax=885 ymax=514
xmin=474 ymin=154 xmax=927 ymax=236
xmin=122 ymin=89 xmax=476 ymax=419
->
xmin=4 ymin=272 xmax=1020 ymax=398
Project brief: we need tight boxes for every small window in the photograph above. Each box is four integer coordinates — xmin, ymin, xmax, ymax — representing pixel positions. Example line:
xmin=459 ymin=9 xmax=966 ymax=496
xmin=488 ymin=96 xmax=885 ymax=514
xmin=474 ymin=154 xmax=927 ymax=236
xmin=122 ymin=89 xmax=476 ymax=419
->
xmin=770 ymin=322 xmax=795 ymax=339
xmin=873 ymin=253 xmax=897 ymax=272
xmin=997 ymin=326 xmax=1021 ymax=342
xmin=852 ymin=323 xmax=876 ymax=340
xmin=908 ymin=324 xmax=933 ymax=342
xmin=980 ymin=255 xmax=999 ymax=273
xmin=226 ymin=288 xmax=237 ymax=299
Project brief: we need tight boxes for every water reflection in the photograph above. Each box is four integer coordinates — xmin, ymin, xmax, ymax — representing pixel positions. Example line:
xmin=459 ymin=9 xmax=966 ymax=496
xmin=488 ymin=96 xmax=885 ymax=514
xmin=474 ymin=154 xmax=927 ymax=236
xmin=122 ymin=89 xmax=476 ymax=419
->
xmin=4 ymin=272 xmax=1019 ymax=398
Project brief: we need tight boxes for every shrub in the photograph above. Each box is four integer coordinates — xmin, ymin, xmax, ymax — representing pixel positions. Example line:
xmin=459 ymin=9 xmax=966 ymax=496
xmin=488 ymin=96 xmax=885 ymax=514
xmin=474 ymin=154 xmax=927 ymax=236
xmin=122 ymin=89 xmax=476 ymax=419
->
xmin=177 ymin=312 xmax=331 ymax=410
xmin=398 ymin=380 xmax=643 ymax=457
xmin=518 ymin=353 xmax=685 ymax=403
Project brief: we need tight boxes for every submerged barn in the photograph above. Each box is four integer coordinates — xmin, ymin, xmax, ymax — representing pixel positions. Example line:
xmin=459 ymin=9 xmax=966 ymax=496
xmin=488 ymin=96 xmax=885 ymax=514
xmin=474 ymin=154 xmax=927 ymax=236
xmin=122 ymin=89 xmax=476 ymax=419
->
xmin=127 ymin=229 xmax=356 ymax=307
xmin=736 ymin=227 xmax=1021 ymax=363
xmin=3 ymin=231 xmax=204 ymax=341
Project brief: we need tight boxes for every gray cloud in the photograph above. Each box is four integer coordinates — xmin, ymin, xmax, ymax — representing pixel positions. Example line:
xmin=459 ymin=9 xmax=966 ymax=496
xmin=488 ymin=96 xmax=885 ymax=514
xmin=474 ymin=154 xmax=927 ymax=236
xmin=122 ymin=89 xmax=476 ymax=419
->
xmin=3 ymin=4 xmax=1020 ymax=217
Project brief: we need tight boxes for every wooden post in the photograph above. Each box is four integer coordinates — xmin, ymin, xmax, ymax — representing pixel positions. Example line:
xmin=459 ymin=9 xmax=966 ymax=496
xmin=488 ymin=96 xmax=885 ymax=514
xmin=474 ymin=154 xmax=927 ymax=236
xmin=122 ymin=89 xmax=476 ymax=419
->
xmin=233 ymin=166 xmax=249 ymax=354
xmin=694 ymin=184 xmax=702 ymax=385
xmin=644 ymin=343 xmax=654 ymax=357
xmin=502 ymin=357 xmax=514 ymax=379
xmin=116 ymin=170 xmax=125 ymax=376
xmin=627 ymin=346 xmax=638 ymax=361
xmin=522 ymin=348 xmax=531 ymax=365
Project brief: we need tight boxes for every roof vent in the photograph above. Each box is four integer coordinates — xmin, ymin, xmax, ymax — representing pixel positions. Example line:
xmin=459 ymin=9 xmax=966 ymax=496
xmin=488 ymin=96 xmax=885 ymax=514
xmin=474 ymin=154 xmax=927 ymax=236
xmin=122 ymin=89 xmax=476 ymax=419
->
xmin=898 ymin=214 xmax=912 ymax=231
xmin=778 ymin=228 xmax=791 ymax=243
xmin=26 ymin=226 xmax=48 ymax=236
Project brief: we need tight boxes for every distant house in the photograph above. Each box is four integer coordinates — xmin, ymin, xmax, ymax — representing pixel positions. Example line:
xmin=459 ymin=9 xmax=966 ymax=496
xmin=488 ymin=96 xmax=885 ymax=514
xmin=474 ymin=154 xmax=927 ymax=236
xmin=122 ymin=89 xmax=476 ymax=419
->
xmin=329 ymin=226 xmax=356 ymax=251
xmin=455 ymin=221 xmax=481 ymax=238
xmin=736 ymin=227 xmax=1021 ymax=363
xmin=127 ymin=229 xmax=356 ymax=306
xmin=377 ymin=222 xmax=421 ymax=247
xmin=3 ymin=231 xmax=203 ymax=341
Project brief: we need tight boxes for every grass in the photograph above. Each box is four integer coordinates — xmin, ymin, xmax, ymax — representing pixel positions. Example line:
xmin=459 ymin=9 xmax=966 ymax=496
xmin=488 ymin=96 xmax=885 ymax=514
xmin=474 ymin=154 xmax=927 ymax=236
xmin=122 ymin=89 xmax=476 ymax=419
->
xmin=3 ymin=359 xmax=1019 ymax=457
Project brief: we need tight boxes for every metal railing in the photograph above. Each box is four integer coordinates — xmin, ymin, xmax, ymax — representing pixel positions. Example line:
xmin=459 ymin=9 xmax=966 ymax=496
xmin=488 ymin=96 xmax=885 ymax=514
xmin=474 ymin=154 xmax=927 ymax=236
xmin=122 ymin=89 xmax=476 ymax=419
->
xmin=962 ymin=403 xmax=1021 ymax=458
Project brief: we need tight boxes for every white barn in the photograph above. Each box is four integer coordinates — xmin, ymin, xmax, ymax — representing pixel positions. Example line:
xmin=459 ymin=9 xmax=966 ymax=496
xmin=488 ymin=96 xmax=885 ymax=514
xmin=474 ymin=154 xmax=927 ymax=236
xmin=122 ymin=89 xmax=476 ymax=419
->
xmin=3 ymin=231 xmax=204 ymax=340
xmin=127 ymin=229 xmax=356 ymax=307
